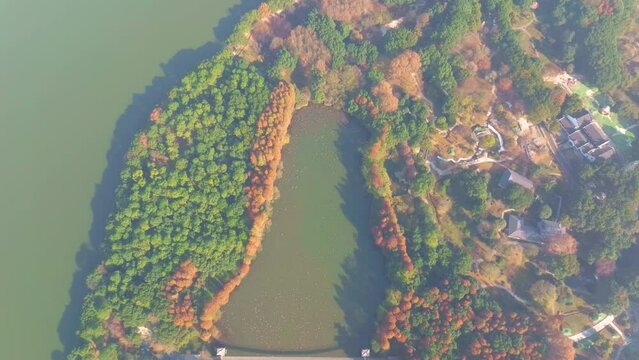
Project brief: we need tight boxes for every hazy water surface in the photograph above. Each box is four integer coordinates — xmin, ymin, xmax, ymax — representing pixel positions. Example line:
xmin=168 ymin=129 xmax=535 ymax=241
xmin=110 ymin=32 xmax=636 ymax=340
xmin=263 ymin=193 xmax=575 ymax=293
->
xmin=0 ymin=1 xmax=255 ymax=357
xmin=217 ymin=106 xmax=386 ymax=356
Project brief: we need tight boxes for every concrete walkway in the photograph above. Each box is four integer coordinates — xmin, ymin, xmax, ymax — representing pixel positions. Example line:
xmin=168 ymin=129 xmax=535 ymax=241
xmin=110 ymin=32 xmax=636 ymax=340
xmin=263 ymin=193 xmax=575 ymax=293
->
xmin=569 ymin=315 xmax=616 ymax=342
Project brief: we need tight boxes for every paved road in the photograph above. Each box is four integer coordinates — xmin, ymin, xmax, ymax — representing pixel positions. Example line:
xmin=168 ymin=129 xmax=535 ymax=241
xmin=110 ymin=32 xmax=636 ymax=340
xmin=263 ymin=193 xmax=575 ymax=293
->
xmin=569 ymin=315 xmax=616 ymax=342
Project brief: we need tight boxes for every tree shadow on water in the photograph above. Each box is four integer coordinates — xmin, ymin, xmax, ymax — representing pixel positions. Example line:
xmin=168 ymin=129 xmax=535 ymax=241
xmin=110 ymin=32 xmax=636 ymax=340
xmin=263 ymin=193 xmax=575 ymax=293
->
xmin=333 ymin=117 xmax=387 ymax=356
xmin=51 ymin=1 xmax=260 ymax=359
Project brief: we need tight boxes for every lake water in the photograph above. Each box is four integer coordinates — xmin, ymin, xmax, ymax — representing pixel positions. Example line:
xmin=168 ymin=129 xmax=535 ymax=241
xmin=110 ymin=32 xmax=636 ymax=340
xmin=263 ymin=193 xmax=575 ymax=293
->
xmin=0 ymin=1 xmax=258 ymax=358
xmin=217 ymin=106 xmax=386 ymax=356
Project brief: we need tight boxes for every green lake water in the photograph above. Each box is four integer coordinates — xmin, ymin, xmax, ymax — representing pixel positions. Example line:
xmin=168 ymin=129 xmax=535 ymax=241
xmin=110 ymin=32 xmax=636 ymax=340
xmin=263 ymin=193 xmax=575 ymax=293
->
xmin=0 ymin=1 xmax=257 ymax=358
xmin=217 ymin=106 xmax=386 ymax=356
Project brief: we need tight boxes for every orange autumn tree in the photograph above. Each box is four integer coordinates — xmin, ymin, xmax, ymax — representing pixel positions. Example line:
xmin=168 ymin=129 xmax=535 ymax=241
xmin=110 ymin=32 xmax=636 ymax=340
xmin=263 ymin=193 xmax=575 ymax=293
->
xmin=387 ymin=50 xmax=423 ymax=98
xmin=163 ymin=260 xmax=198 ymax=299
xmin=398 ymin=143 xmax=417 ymax=181
xmin=372 ymin=199 xmax=414 ymax=270
xmin=246 ymin=81 xmax=297 ymax=218
xmin=257 ymin=2 xmax=271 ymax=18
xmin=544 ymin=233 xmax=578 ymax=255
xmin=318 ymin=0 xmax=389 ymax=27
xmin=595 ymin=258 xmax=616 ymax=278
xmin=199 ymin=82 xmax=296 ymax=341
xmin=372 ymin=80 xmax=400 ymax=113
xmin=284 ymin=26 xmax=331 ymax=73
xmin=544 ymin=317 xmax=576 ymax=360
xmin=363 ymin=128 xmax=413 ymax=271
xmin=163 ymin=261 xmax=199 ymax=328
xmin=372 ymin=277 xmax=546 ymax=359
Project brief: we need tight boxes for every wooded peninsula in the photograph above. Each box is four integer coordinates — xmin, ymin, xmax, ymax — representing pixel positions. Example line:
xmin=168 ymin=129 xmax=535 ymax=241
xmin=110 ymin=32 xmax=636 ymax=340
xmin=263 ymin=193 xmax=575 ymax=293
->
xmin=70 ymin=1 xmax=639 ymax=359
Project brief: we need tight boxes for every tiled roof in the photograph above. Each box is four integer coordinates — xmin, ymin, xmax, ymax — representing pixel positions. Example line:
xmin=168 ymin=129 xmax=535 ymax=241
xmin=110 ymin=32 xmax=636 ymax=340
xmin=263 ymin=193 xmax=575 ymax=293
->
xmin=557 ymin=109 xmax=615 ymax=161
xmin=507 ymin=215 xmax=565 ymax=243
xmin=568 ymin=130 xmax=588 ymax=147
xmin=500 ymin=169 xmax=534 ymax=190
xmin=590 ymin=145 xmax=616 ymax=160
xmin=572 ymin=109 xmax=593 ymax=127
xmin=507 ymin=215 xmax=542 ymax=242
xmin=582 ymin=122 xmax=609 ymax=146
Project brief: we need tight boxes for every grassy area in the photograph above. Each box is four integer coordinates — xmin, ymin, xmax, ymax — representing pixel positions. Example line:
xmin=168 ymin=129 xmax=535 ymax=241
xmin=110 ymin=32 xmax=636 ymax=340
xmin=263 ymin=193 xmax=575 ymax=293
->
xmin=570 ymin=81 xmax=635 ymax=156
xmin=486 ymin=287 xmax=529 ymax=313
xmin=509 ymin=262 xmax=538 ymax=300
xmin=559 ymin=295 xmax=596 ymax=335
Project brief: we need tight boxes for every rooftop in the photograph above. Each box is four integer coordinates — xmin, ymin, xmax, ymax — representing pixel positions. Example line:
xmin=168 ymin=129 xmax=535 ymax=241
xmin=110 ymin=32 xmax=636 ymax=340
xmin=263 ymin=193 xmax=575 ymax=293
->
xmin=591 ymin=145 xmax=616 ymax=160
xmin=506 ymin=215 xmax=564 ymax=243
xmin=499 ymin=169 xmax=534 ymax=191
xmin=561 ymin=110 xmax=593 ymax=131
xmin=582 ymin=122 xmax=609 ymax=146
xmin=568 ymin=130 xmax=588 ymax=147
xmin=558 ymin=109 xmax=615 ymax=161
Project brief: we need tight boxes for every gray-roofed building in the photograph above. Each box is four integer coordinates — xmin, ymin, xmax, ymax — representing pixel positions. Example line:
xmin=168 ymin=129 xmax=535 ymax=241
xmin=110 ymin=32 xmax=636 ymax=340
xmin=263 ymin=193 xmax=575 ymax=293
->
xmin=507 ymin=215 xmax=542 ymax=242
xmin=506 ymin=215 xmax=565 ymax=243
xmin=557 ymin=109 xmax=615 ymax=162
xmin=499 ymin=169 xmax=534 ymax=191
xmin=539 ymin=219 xmax=566 ymax=238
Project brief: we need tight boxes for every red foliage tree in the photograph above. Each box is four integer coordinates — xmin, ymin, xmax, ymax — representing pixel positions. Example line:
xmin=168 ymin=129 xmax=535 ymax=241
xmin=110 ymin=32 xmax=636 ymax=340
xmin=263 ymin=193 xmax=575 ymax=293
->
xmin=372 ymin=199 xmax=414 ymax=270
xmin=544 ymin=234 xmax=578 ymax=255
xmin=149 ymin=107 xmax=162 ymax=122
xmin=387 ymin=51 xmax=423 ymax=98
xmin=544 ymin=318 xmax=576 ymax=360
xmin=372 ymin=80 xmax=400 ymax=113
xmin=285 ymin=26 xmax=331 ymax=73
xmin=163 ymin=260 xmax=198 ymax=301
xmin=595 ymin=258 xmax=616 ymax=278
xmin=318 ymin=0 xmax=389 ymax=27
xmin=162 ymin=261 xmax=199 ymax=327
xmin=398 ymin=143 xmax=417 ymax=181
xmin=496 ymin=77 xmax=513 ymax=92
xmin=257 ymin=2 xmax=271 ymax=18
xmin=199 ymin=82 xmax=296 ymax=341
xmin=170 ymin=294 xmax=196 ymax=328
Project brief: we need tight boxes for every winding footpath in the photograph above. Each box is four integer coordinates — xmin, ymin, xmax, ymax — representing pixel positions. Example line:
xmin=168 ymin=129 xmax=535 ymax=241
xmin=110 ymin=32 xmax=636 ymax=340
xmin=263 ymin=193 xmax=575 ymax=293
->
xmin=490 ymin=285 xmax=530 ymax=306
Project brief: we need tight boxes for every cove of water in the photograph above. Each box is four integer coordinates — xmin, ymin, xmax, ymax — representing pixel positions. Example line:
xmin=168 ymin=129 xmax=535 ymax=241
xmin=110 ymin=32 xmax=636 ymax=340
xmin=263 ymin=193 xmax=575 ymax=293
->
xmin=217 ymin=106 xmax=387 ymax=356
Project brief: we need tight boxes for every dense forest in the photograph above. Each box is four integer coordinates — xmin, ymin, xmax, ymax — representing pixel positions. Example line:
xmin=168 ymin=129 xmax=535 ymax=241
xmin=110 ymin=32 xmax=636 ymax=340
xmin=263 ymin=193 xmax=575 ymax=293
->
xmin=536 ymin=0 xmax=636 ymax=91
xmin=70 ymin=0 xmax=639 ymax=358
xmin=69 ymin=57 xmax=274 ymax=359
xmin=348 ymin=96 xmax=555 ymax=359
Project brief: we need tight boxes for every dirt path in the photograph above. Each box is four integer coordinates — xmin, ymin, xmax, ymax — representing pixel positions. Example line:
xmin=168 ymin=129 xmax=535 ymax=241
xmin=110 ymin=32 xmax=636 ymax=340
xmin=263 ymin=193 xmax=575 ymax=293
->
xmin=514 ymin=18 xmax=535 ymax=33
xmin=412 ymin=72 xmax=434 ymax=109
xmin=489 ymin=285 xmax=530 ymax=306
xmin=513 ymin=13 xmax=539 ymax=56
xmin=427 ymin=154 xmax=509 ymax=176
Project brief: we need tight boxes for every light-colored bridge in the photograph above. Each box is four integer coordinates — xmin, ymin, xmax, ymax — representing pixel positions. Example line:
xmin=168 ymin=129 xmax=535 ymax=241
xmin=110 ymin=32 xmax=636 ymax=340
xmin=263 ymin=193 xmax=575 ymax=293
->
xmin=222 ymin=357 xmax=387 ymax=360
xmin=569 ymin=314 xmax=626 ymax=342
